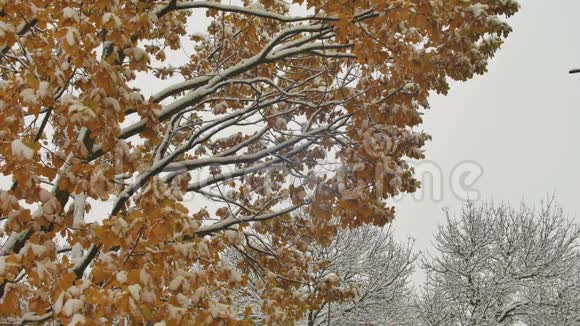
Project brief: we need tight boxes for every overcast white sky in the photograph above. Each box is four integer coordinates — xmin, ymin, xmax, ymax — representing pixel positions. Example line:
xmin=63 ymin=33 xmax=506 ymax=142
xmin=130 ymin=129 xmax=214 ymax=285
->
xmin=392 ymin=0 xmax=580 ymax=259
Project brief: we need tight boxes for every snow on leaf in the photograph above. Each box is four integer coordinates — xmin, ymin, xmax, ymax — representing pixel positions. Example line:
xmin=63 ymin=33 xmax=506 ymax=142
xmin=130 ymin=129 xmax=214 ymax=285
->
xmin=65 ymin=27 xmax=79 ymax=46
xmin=102 ymin=13 xmax=122 ymax=28
xmin=0 ymin=22 xmax=14 ymax=38
xmin=139 ymin=268 xmax=151 ymax=285
xmin=68 ymin=103 xmax=97 ymax=123
xmin=213 ymin=101 xmax=228 ymax=115
xmin=169 ymin=274 xmax=184 ymax=291
xmin=53 ymin=292 xmax=65 ymax=314
xmin=20 ymin=88 xmax=38 ymax=105
xmin=62 ymin=298 xmax=84 ymax=317
xmin=63 ymin=7 xmax=80 ymax=22
xmin=11 ymin=139 xmax=34 ymax=160
xmin=128 ymin=284 xmax=141 ymax=301
xmin=103 ymin=97 xmax=121 ymax=112
xmin=38 ymin=81 xmax=51 ymax=99
xmin=167 ymin=304 xmax=187 ymax=320
xmin=197 ymin=241 xmax=209 ymax=257
xmin=466 ymin=3 xmax=489 ymax=18
xmin=116 ymin=271 xmax=128 ymax=284
xmin=229 ymin=269 xmax=242 ymax=283
xmin=68 ymin=314 xmax=85 ymax=326
xmin=125 ymin=47 xmax=149 ymax=62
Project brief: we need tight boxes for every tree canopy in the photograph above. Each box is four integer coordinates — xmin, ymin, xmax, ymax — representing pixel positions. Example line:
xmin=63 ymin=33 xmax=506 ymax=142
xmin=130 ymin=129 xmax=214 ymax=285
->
xmin=0 ymin=0 xmax=518 ymax=324
xmin=418 ymin=200 xmax=580 ymax=326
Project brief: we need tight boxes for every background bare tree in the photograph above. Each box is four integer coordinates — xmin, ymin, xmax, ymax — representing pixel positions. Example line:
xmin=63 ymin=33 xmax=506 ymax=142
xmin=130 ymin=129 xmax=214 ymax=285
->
xmin=417 ymin=200 xmax=580 ymax=326
xmin=303 ymin=225 xmax=417 ymax=326
xmin=228 ymin=224 xmax=417 ymax=325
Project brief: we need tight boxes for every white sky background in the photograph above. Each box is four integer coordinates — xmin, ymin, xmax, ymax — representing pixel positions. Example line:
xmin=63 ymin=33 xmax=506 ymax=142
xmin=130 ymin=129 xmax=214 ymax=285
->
xmin=392 ymin=0 xmax=580 ymax=266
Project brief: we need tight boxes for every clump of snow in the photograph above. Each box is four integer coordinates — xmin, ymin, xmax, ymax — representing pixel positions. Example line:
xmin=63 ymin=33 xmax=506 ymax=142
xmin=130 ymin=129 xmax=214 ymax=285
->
xmin=103 ymin=97 xmax=121 ymax=112
xmin=68 ymin=103 xmax=97 ymax=123
xmin=0 ymin=191 xmax=18 ymax=212
xmin=29 ymin=244 xmax=47 ymax=256
xmin=53 ymin=292 xmax=65 ymax=313
xmin=42 ymin=192 xmax=59 ymax=215
xmin=63 ymin=7 xmax=80 ymax=22
xmin=20 ymin=88 xmax=38 ymax=105
xmin=213 ymin=101 xmax=228 ymax=115
xmin=192 ymin=286 xmax=208 ymax=303
xmin=68 ymin=314 xmax=85 ymax=326
xmin=128 ymin=284 xmax=141 ymax=301
xmin=141 ymin=288 xmax=156 ymax=304
xmin=0 ymin=22 xmax=14 ymax=38
xmin=229 ymin=269 xmax=242 ymax=283
xmin=321 ymin=273 xmax=340 ymax=286
xmin=274 ymin=117 xmax=287 ymax=130
xmin=207 ymin=302 xmax=233 ymax=318
xmin=127 ymin=91 xmax=144 ymax=103
xmin=38 ymin=188 xmax=51 ymax=202
xmin=139 ymin=268 xmax=151 ymax=285
xmin=67 ymin=281 xmax=89 ymax=297
xmin=0 ymin=257 xmax=14 ymax=275
xmin=176 ymin=293 xmax=190 ymax=308
xmin=62 ymin=298 xmax=84 ymax=316
xmin=38 ymin=81 xmax=51 ymax=98
xmin=225 ymin=230 xmax=242 ymax=245
xmin=168 ymin=304 xmax=187 ymax=319
xmin=102 ymin=13 xmax=122 ymax=28
xmin=169 ymin=274 xmax=184 ymax=291
xmin=70 ymin=242 xmax=83 ymax=265
xmin=125 ymin=47 xmax=148 ymax=62
xmin=197 ymin=241 xmax=209 ymax=257
xmin=467 ymin=3 xmax=489 ymax=18
xmin=65 ymin=27 xmax=79 ymax=46
xmin=72 ymin=193 xmax=86 ymax=227
xmin=174 ymin=243 xmax=195 ymax=258
xmin=116 ymin=271 xmax=128 ymax=283
xmin=34 ymin=260 xmax=52 ymax=279
xmin=403 ymin=82 xmax=416 ymax=91
xmin=486 ymin=15 xmax=504 ymax=26
xmin=11 ymin=139 xmax=34 ymax=160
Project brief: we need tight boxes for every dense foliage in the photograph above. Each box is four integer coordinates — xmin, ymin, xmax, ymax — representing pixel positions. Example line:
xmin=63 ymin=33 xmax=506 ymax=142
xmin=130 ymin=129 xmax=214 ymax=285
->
xmin=0 ymin=0 xmax=518 ymax=324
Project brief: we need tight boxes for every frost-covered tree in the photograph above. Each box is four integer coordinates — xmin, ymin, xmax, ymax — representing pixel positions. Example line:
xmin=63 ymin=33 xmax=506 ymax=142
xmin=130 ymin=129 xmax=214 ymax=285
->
xmin=0 ymin=0 xmax=518 ymax=323
xmin=300 ymin=225 xmax=417 ymax=325
xmin=229 ymin=224 xmax=417 ymax=325
xmin=417 ymin=200 xmax=580 ymax=326
xmin=519 ymin=264 xmax=580 ymax=326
